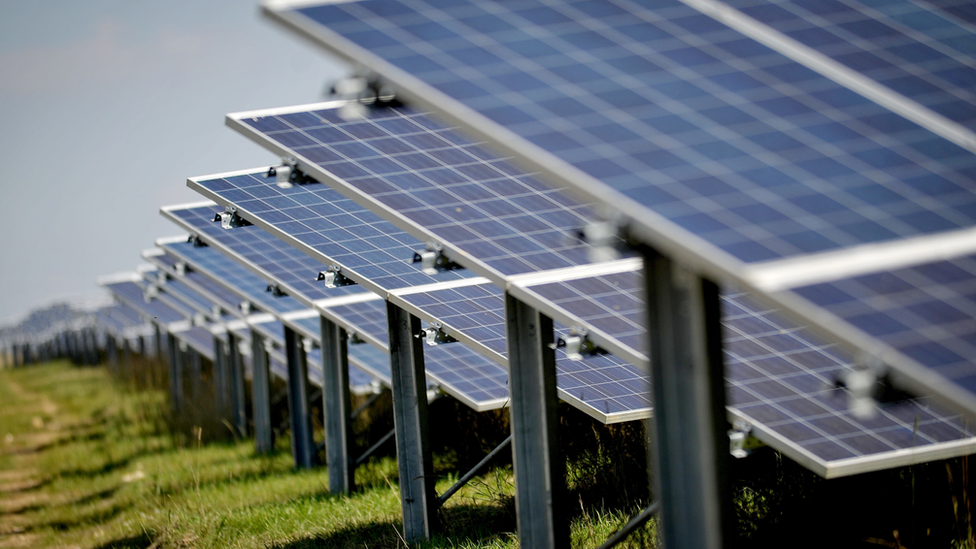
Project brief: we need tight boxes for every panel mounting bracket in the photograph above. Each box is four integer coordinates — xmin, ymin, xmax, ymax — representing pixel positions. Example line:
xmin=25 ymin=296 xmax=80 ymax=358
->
xmin=328 ymin=73 xmax=401 ymax=120
xmin=417 ymin=322 xmax=457 ymax=346
xmin=728 ymin=420 xmax=764 ymax=458
xmin=266 ymin=283 xmax=288 ymax=298
xmin=267 ymin=156 xmax=314 ymax=188
xmin=175 ymin=261 xmax=187 ymax=276
xmin=575 ymin=219 xmax=627 ymax=263
xmin=837 ymin=356 xmax=889 ymax=419
xmin=239 ymin=301 xmax=252 ymax=315
xmin=412 ymin=242 xmax=462 ymax=275
xmin=143 ymin=285 xmax=159 ymax=303
xmin=317 ymin=265 xmax=357 ymax=289
xmin=214 ymin=206 xmax=252 ymax=230
xmin=187 ymin=234 xmax=207 ymax=248
xmin=348 ymin=332 xmax=366 ymax=345
xmin=553 ymin=326 xmax=605 ymax=361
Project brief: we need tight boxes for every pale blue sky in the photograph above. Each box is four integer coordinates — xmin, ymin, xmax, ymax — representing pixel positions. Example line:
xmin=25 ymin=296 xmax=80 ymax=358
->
xmin=0 ymin=1 xmax=345 ymax=324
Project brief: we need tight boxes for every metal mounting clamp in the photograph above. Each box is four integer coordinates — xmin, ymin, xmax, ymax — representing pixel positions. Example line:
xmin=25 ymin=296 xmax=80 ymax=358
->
xmin=328 ymin=74 xmax=400 ymax=120
xmin=143 ymin=285 xmax=159 ymax=304
xmin=239 ymin=301 xmax=252 ymax=315
xmin=837 ymin=356 xmax=888 ymax=419
xmin=348 ymin=332 xmax=366 ymax=345
xmin=267 ymin=156 xmax=313 ymax=188
xmin=213 ymin=206 xmax=252 ymax=230
xmin=175 ymin=261 xmax=187 ymax=276
xmin=412 ymin=242 xmax=462 ymax=275
xmin=266 ymin=283 xmax=287 ymax=298
xmin=302 ymin=337 xmax=316 ymax=354
xmin=416 ymin=322 xmax=457 ymax=346
xmin=316 ymin=265 xmax=357 ymax=289
xmin=187 ymin=234 xmax=207 ymax=248
xmin=554 ymin=326 xmax=604 ymax=361
xmin=728 ymin=420 xmax=763 ymax=458
xmin=576 ymin=219 xmax=627 ymax=262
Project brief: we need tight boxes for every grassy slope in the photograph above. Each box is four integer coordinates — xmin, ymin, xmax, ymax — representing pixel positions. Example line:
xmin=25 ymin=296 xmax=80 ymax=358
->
xmin=0 ymin=362 xmax=654 ymax=548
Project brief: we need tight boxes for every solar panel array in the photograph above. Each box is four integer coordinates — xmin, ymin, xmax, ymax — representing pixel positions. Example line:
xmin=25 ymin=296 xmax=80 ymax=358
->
xmin=260 ymin=0 xmax=976 ymax=455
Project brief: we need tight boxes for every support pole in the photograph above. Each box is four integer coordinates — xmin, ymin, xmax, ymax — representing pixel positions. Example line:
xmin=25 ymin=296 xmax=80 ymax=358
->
xmin=386 ymin=302 xmax=438 ymax=543
xmin=250 ymin=328 xmax=274 ymax=454
xmin=166 ymin=333 xmax=183 ymax=413
xmin=643 ymin=249 xmax=732 ymax=549
xmin=285 ymin=327 xmax=315 ymax=469
xmin=227 ymin=332 xmax=248 ymax=437
xmin=505 ymin=293 xmax=568 ymax=548
xmin=321 ymin=316 xmax=354 ymax=493
xmin=213 ymin=335 xmax=231 ymax=420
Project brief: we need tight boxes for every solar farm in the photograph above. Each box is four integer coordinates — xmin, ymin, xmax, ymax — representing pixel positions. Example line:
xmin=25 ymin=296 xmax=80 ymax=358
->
xmin=3 ymin=0 xmax=976 ymax=547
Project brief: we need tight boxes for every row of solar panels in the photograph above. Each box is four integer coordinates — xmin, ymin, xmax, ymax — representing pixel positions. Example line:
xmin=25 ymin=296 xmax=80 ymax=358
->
xmin=70 ymin=88 xmax=969 ymax=477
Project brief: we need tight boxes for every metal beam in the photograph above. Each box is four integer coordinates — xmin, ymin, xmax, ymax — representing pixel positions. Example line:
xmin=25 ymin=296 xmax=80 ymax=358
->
xmin=643 ymin=249 xmax=733 ymax=549
xmin=227 ymin=332 xmax=248 ymax=437
xmin=386 ymin=302 xmax=438 ymax=543
xmin=214 ymin=335 xmax=231 ymax=422
xmin=438 ymin=435 xmax=512 ymax=506
xmin=505 ymin=293 xmax=568 ymax=548
xmin=321 ymin=315 xmax=354 ymax=493
xmin=285 ymin=326 xmax=315 ymax=469
xmin=250 ymin=328 xmax=274 ymax=454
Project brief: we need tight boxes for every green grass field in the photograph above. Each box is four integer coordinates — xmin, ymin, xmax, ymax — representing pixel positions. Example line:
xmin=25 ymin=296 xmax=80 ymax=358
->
xmin=0 ymin=361 xmax=654 ymax=548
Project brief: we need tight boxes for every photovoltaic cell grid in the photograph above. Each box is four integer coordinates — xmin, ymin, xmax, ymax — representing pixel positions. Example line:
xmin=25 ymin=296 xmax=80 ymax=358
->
xmin=279 ymin=0 xmax=976 ymax=265
xmin=792 ymin=253 xmax=976 ymax=393
xmin=721 ymin=0 xmax=976 ymax=125
xmin=394 ymin=282 xmax=652 ymax=420
xmin=188 ymin=171 xmax=475 ymax=293
xmin=103 ymin=304 xmax=147 ymax=332
xmin=152 ymin=276 xmax=223 ymax=319
xmin=282 ymin=313 xmax=381 ymax=389
xmin=326 ymin=297 xmax=512 ymax=411
xmin=173 ymin=326 xmax=217 ymax=361
xmin=164 ymin=205 xmax=367 ymax=305
xmin=147 ymin=250 xmax=247 ymax=314
xmin=725 ymin=291 xmax=976 ymax=474
xmin=153 ymin=244 xmax=278 ymax=316
xmin=103 ymin=280 xmax=187 ymax=325
xmin=515 ymin=267 xmax=976 ymax=471
xmin=229 ymin=104 xmax=610 ymax=280
xmin=161 ymin=240 xmax=307 ymax=315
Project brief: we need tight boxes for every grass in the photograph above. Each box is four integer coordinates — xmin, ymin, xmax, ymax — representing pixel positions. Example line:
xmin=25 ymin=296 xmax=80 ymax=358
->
xmin=0 ymin=361 xmax=655 ymax=548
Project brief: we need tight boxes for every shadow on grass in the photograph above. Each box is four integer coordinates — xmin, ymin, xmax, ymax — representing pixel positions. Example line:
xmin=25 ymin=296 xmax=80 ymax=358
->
xmin=93 ymin=531 xmax=155 ymax=549
xmin=267 ymin=503 xmax=517 ymax=549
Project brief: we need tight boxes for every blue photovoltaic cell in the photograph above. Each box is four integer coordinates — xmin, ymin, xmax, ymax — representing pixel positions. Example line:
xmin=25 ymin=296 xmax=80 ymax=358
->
xmin=285 ymin=314 xmax=380 ymax=389
xmin=174 ymin=326 xmax=217 ymax=361
xmin=231 ymin=105 xmax=613 ymax=278
xmin=284 ymin=0 xmax=976 ymax=264
xmin=103 ymin=280 xmax=187 ymax=325
xmin=328 ymin=299 xmax=390 ymax=347
xmin=792 ymin=254 xmax=976 ymax=392
xmin=722 ymin=0 xmax=976 ymax=125
xmin=188 ymin=171 xmax=474 ymax=293
xmin=95 ymin=308 xmax=130 ymax=335
xmin=252 ymin=318 xmax=286 ymax=349
xmin=161 ymin=240 xmax=307 ymax=316
xmin=164 ymin=205 xmax=366 ymax=304
xmin=397 ymin=283 xmax=507 ymax=356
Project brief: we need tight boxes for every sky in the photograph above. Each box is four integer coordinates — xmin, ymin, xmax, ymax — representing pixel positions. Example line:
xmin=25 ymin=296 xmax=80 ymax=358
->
xmin=0 ymin=0 xmax=346 ymax=325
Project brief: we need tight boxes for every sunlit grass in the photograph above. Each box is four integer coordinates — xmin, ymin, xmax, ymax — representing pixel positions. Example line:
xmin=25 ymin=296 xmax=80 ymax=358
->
xmin=0 ymin=361 xmax=655 ymax=548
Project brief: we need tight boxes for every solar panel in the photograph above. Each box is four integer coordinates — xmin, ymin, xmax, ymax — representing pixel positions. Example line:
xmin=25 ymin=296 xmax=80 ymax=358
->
xmin=170 ymin=325 xmax=217 ymax=362
xmin=280 ymin=309 xmax=382 ymax=390
xmin=717 ymin=0 xmax=976 ymax=128
xmin=100 ymin=276 xmax=188 ymax=325
xmin=391 ymin=279 xmax=652 ymax=422
xmin=186 ymin=169 xmax=475 ymax=295
xmin=265 ymin=0 xmax=976 ymax=418
xmin=227 ymin=103 xmax=616 ymax=283
xmin=162 ymin=202 xmax=366 ymax=306
xmin=512 ymin=262 xmax=976 ymax=474
xmin=145 ymin=268 xmax=227 ymax=321
xmin=165 ymin=201 xmax=509 ymax=410
xmin=146 ymin=241 xmax=275 ymax=316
